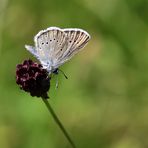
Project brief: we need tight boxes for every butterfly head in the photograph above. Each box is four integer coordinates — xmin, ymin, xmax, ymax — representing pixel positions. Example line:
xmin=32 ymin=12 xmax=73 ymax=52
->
xmin=40 ymin=61 xmax=52 ymax=74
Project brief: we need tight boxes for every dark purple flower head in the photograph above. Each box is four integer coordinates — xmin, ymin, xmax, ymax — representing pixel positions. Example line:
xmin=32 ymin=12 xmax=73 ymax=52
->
xmin=16 ymin=59 xmax=50 ymax=99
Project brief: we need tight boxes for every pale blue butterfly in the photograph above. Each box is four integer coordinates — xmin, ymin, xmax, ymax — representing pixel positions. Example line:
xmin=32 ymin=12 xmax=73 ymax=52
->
xmin=25 ymin=27 xmax=91 ymax=75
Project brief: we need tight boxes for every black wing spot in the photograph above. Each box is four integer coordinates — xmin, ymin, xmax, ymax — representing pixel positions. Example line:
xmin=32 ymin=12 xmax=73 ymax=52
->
xmin=46 ymin=42 xmax=48 ymax=44
xmin=69 ymin=41 xmax=72 ymax=43
xmin=54 ymin=38 xmax=56 ymax=40
xmin=74 ymin=40 xmax=76 ymax=42
xmin=77 ymin=31 xmax=80 ymax=35
xmin=50 ymin=40 xmax=52 ymax=42
xmin=57 ymin=40 xmax=58 ymax=42
xmin=60 ymin=49 xmax=62 ymax=51
xmin=42 ymin=42 xmax=44 ymax=45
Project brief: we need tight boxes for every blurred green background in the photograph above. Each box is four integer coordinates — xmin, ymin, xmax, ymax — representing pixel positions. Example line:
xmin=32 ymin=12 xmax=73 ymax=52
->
xmin=0 ymin=0 xmax=148 ymax=147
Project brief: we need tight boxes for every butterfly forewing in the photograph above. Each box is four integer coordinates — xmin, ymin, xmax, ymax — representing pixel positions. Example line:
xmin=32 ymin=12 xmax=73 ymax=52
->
xmin=53 ymin=28 xmax=91 ymax=68
xmin=34 ymin=27 xmax=68 ymax=65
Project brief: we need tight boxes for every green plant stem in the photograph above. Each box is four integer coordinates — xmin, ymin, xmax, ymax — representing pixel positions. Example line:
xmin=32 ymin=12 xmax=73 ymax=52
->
xmin=42 ymin=98 xmax=76 ymax=148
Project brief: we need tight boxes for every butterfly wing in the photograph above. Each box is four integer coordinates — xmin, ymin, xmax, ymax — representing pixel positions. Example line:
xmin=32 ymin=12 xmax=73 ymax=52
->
xmin=25 ymin=27 xmax=90 ymax=72
xmin=26 ymin=27 xmax=68 ymax=70
xmin=34 ymin=27 xmax=69 ymax=67
xmin=53 ymin=28 xmax=91 ymax=68
xmin=25 ymin=45 xmax=39 ymax=59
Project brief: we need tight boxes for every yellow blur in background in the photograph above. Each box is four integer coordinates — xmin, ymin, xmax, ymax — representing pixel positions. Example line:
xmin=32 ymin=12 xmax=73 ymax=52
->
xmin=0 ymin=0 xmax=148 ymax=148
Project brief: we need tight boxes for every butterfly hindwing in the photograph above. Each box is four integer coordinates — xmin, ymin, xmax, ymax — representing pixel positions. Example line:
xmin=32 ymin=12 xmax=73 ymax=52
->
xmin=25 ymin=45 xmax=38 ymax=58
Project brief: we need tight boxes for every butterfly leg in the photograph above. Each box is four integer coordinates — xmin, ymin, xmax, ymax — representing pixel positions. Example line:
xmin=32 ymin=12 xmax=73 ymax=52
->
xmin=55 ymin=76 xmax=59 ymax=89
xmin=53 ymin=68 xmax=68 ymax=89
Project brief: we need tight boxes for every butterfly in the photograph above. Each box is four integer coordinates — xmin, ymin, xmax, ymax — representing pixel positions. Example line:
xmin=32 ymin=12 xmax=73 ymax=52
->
xmin=25 ymin=27 xmax=91 ymax=75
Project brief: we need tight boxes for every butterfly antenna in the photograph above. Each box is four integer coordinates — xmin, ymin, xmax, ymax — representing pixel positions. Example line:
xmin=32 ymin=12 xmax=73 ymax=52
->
xmin=59 ymin=69 xmax=68 ymax=79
